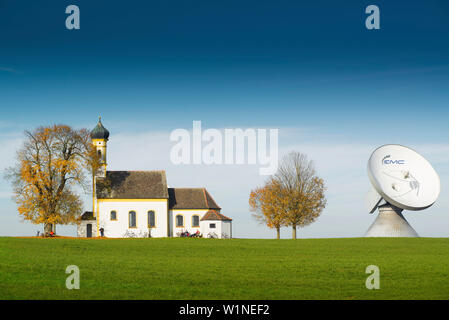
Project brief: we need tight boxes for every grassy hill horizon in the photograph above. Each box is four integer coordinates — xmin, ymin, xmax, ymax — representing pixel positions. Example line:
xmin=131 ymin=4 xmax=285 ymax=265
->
xmin=1 ymin=237 xmax=449 ymax=299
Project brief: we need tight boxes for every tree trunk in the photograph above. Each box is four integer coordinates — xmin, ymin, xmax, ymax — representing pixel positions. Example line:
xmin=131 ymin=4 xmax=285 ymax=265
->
xmin=292 ymin=225 xmax=297 ymax=239
xmin=276 ymin=227 xmax=280 ymax=239
xmin=44 ymin=223 xmax=53 ymax=236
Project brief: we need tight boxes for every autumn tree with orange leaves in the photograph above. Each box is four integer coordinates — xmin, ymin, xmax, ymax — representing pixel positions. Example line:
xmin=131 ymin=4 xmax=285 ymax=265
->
xmin=249 ymin=178 xmax=289 ymax=239
xmin=5 ymin=125 xmax=100 ymax=236
xmin=249 ymin=151 xmax=326 ymax=239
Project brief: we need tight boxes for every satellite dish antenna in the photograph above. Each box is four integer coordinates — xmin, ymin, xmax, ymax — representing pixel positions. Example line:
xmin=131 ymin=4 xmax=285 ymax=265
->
xmin=365 ymin=144 xmax=440 ymax=237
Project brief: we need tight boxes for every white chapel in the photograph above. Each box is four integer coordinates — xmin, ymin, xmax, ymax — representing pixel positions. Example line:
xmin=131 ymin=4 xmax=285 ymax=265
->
xmin=77 ymin=118 xmax=232 ymax=238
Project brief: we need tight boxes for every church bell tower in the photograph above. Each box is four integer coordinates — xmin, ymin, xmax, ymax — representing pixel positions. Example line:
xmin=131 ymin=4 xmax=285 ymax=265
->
xmin=90 ymin=117 xmax=109 ymax=221
xmin=91 ymin=116 xmax=109 ymax=178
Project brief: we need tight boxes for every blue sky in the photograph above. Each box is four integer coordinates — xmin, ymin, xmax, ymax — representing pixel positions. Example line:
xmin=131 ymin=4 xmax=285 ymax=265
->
xmin=1 ymin=1 xmax=449 ymax=237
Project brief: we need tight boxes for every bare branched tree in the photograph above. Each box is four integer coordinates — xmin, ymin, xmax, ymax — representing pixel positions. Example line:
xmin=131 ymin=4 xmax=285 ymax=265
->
xmin=274 ymin=151 xmax=326 ymax=239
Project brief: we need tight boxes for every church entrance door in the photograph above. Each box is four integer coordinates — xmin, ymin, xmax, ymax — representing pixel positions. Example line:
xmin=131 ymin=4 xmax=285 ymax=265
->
xmin=87 ymin=224 xmax=92 ymax=238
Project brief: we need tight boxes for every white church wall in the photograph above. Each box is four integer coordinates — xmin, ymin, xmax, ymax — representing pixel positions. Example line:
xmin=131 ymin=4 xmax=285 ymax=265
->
xmin=77 ymin=220 xmax=98 ymax=238
xmin=200 ymin=220 xmax=223 ymax=238
xmin=221 ymin=221 xmax=232 ymax=239
xmin=170 ymin=209 xmax=208 ymax=237
xmin=97 ymin=199 xmax=168 ymax=238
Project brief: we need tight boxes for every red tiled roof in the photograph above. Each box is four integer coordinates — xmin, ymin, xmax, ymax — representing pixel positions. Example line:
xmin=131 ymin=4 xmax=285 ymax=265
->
xmin=96 ymin=171 xmax=168 ymax=199
xmin=168 ymin=188 xmax=221 ymax=210
xmin=200 ymin=210 xmax=232 ymax=221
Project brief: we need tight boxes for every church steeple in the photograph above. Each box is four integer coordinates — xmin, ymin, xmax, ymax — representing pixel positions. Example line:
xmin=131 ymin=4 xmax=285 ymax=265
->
xmin=91 ymin=116 xmax=110 ymax=140
xmin=91 ymin=116 xmax=109 ymax=177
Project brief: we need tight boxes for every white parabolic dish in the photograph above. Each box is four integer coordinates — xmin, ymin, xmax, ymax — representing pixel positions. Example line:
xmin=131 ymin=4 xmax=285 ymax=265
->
xmin=367 ymin=144 xmax=440 ymax=211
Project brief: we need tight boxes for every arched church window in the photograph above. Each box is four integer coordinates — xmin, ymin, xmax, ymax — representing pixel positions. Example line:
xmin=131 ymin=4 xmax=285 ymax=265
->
xmin=98 ymin=150 xmax=102 ymax=158
xmin=176 ymin=215 xmax=184 ymax=227
xmin=148 ymin=211 xmax=155 ymax=228
xmin=129 ymin=211 xmax=137 ymax=228
xmin=192 ymin=215 xmax=200 ymax=227
xmin=110 ymin=210 xmax=117 ymax=220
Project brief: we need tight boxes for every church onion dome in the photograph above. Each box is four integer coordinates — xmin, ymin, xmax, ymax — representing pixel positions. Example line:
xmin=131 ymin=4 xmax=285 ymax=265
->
xmin=90 ymin=117 xmax=110 ymax=140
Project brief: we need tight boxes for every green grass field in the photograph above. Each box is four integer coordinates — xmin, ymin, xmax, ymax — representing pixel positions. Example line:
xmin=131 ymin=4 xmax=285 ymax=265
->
xmin=1 ymin=237 xmax=449 ymax=299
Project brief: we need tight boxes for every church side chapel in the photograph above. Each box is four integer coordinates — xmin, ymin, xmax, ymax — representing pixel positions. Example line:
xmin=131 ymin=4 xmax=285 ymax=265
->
xmin=77 ymin=118 xmax=232 ymax=239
